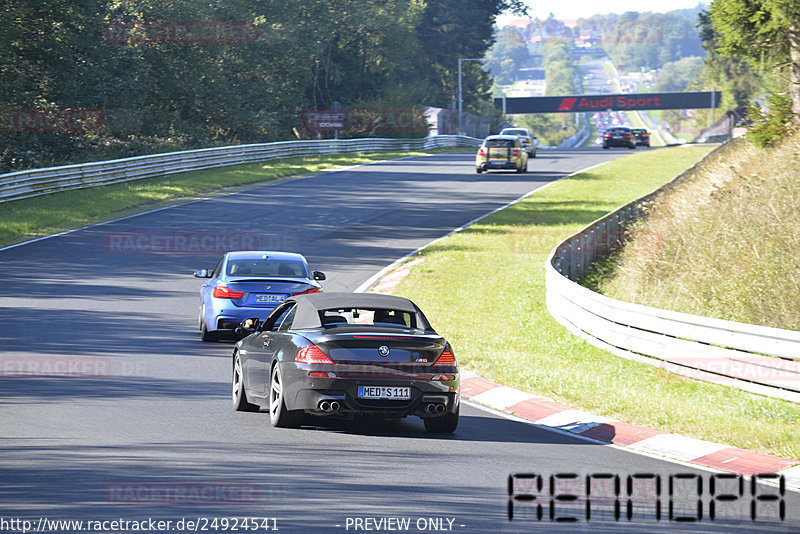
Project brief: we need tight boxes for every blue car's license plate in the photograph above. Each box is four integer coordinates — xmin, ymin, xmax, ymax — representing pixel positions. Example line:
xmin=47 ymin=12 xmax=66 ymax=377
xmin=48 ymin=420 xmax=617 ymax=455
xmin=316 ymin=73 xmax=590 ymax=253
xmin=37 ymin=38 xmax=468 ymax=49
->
xmin=255 ymin=294 xmax=285 ymax=303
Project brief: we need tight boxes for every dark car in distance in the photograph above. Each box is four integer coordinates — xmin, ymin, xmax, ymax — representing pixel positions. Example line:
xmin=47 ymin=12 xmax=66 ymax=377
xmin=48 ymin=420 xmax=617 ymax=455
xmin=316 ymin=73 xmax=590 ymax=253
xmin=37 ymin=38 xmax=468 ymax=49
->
xmin=231 ymin=292 xmax=460 ymax=433
xmin=602 ymin=127 xmax=636 ymax=149
xmin=631 ymin=128 xmax=651 ymax=147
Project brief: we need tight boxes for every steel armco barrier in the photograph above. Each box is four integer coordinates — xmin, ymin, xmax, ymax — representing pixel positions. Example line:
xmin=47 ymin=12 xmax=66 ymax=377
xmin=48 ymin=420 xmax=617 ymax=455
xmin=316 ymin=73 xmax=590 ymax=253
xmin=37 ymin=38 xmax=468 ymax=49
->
xmin=0 ymin=135 xmax=482 ymax=204
xmin=545 ymin=145 xmax=800 ymax=403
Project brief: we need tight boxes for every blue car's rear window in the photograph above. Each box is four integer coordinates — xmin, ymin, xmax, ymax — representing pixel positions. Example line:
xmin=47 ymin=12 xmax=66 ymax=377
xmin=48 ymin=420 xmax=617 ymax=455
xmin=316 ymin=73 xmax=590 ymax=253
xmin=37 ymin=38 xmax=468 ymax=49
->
xmin=226 ymin=259 xmax=308 ymax=278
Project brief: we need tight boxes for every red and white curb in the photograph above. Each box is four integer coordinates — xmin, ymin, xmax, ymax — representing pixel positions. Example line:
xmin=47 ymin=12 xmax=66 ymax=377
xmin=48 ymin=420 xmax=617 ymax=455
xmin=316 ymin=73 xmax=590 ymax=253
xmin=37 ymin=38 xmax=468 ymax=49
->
xmin=461 ymin=371 xmax=799 ymax=489
xmin=365 ymin=257 xmax=800 ymax=490
xmin=370 ymin=258 xmax=425 ymax=295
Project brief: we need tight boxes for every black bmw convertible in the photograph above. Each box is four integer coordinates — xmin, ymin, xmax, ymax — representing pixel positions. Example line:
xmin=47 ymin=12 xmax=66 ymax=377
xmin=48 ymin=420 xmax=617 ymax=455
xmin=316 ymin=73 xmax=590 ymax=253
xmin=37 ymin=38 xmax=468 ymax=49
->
xmin=231 ymin=292 xmax=460 ymax=433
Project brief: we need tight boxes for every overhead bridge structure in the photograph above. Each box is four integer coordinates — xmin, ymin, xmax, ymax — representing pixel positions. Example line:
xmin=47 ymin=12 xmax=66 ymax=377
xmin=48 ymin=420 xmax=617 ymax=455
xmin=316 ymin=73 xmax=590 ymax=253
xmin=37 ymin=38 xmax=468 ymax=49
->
xmin=496 ymin=91 xmax=722 ymax=114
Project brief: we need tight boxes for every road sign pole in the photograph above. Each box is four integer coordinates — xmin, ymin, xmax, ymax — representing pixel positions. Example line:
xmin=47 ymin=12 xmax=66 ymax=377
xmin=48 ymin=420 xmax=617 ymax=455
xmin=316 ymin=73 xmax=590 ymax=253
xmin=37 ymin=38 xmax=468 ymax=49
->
xmin=711 ymin=87 xmax=716 ymax=123
xmin=458 ymin=60 xmax=462 ymax=134
xmin=458 ymin=58 xmax=483 ymax=135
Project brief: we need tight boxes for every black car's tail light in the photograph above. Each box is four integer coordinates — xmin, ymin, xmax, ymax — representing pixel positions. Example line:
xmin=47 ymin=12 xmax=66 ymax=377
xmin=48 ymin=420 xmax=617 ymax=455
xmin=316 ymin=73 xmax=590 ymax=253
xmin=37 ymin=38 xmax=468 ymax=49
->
xmin=296 ymin=345 xmax=334 ymax=364
xmin=432 ymin=374 xmax=456 ymax=381
xmin=293 ymin=287 xmax=320 ymax=296
xmin=308 ymin=371 xmax=337 ymax=378
xmin=213 ymin=286 xmax=244 ymax=299
xmin=433 ymin=348 xmax=456 ymax=366
xmin=352 ymin=335 xmax=409 ymax=340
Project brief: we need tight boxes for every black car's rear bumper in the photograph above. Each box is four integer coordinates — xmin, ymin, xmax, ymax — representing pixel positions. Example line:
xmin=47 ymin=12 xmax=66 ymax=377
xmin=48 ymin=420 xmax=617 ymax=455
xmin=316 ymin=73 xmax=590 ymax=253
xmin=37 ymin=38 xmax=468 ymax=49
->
xmin=603 ymin=140 xmax=635 ymax=148
xmin=282 ymin=363 xmax=460 ymax=418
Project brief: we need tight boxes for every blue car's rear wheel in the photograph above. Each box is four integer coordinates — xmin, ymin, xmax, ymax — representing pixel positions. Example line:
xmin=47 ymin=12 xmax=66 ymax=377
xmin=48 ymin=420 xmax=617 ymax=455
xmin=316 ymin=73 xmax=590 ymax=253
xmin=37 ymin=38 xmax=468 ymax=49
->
xmin=200 ymin=319 xmax=218 ymax=342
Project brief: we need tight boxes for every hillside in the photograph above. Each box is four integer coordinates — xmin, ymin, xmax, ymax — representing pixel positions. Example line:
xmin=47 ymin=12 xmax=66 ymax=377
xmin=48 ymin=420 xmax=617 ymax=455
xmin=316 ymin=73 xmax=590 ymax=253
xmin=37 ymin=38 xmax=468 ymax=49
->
xmin=592 ymin=133 xmax=800 ymax=331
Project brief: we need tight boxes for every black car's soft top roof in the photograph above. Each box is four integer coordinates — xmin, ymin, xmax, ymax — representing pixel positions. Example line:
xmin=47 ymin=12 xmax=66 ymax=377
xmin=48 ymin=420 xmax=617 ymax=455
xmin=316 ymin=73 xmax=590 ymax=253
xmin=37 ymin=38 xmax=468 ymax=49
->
xmin=286 ymin=292 xmax=433 ymax=331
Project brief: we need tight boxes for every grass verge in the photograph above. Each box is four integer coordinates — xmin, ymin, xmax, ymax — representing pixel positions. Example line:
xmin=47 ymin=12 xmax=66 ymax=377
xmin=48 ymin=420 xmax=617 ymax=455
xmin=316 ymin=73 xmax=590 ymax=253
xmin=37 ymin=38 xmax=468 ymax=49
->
xmin=0 ymin=148 xmax=471 ymax=248
xmin=392 ymin=144 xmax=800 ymax=460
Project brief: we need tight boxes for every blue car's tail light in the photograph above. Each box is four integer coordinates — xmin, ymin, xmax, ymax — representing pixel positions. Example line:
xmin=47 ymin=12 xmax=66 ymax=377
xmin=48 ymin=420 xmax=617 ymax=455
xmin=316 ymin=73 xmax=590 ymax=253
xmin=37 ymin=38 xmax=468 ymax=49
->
xmin=213 ymin=286 xmax=244 ymax=299
xmin=293 ymin=287 xmax=320 ymax=296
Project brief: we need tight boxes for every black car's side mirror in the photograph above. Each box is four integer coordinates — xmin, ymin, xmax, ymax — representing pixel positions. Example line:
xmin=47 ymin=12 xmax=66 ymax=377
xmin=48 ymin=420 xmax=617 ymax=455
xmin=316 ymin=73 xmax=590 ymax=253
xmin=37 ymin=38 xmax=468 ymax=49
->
xmin=313 ymin=271 xmax=326 ymax=281
xmin=194 ymin=269 xmax=212 ymax=278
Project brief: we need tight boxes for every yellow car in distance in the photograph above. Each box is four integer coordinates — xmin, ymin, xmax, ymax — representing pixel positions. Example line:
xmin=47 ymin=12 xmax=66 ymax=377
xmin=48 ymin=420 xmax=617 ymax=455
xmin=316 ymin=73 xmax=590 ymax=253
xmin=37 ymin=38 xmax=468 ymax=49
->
xmin=475 ymin=135 xmax=529 ymax=174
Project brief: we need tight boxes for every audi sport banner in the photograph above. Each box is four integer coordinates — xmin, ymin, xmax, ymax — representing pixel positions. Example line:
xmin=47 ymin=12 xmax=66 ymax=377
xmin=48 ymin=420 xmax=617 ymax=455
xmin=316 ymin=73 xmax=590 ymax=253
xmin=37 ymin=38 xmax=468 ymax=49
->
xmin=496 ymin=91 xmax=722 ymax=114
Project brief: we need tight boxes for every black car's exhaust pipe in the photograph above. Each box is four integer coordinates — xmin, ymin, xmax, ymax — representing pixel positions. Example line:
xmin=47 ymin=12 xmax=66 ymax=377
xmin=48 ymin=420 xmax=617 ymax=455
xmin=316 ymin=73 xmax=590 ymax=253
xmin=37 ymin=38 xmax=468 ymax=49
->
xmin=426 ymin=403 xmax=446 ymax=415
xmin=318 ymin=400 xmax=341 ymax=413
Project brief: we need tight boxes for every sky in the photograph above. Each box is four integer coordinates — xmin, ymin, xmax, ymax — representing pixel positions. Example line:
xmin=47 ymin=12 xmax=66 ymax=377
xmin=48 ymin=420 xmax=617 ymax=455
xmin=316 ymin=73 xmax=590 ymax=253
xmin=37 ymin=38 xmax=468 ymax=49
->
xmin=498 ymin=0 xmax=710 ymax=24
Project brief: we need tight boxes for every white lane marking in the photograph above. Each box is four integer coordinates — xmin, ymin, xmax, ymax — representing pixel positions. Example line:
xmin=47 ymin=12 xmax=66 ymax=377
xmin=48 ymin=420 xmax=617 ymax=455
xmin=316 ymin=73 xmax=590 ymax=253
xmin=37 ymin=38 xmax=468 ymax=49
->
xmin=0 ymin=153 xmax=441 ymax=253
xmin=355 ymin=158 xmax=614 ymax=293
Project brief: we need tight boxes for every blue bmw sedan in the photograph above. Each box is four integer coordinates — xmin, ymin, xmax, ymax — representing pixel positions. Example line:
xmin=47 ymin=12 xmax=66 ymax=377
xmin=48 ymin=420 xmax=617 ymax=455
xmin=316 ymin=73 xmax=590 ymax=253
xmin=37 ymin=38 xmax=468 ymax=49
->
xmin=194 ymin=251 xmax=325 ymax=341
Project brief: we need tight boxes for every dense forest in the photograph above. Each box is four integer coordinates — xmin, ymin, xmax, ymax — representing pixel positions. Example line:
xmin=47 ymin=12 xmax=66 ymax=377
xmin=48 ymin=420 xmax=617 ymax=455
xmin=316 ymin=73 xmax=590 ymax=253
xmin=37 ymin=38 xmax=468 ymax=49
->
xmin=0 ymin=0 xmax=526 ymax=172
xmin=585 ymin=11 xmax=705 ymax=71
xmin=485 ymin=8 xmax=706 ymax=86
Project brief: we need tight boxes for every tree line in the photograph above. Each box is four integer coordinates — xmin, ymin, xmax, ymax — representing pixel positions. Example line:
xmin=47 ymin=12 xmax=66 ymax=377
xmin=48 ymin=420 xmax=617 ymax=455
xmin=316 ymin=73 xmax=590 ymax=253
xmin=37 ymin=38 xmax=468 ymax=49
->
xmin=0 ymin=0 xmax=526 ymax=172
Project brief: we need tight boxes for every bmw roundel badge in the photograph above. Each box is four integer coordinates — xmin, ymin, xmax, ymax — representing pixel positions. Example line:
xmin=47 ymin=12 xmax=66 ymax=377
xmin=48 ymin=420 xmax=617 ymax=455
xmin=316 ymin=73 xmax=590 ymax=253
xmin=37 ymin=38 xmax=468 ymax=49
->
xmin=378 ymin=345 xmax=390 ymax=357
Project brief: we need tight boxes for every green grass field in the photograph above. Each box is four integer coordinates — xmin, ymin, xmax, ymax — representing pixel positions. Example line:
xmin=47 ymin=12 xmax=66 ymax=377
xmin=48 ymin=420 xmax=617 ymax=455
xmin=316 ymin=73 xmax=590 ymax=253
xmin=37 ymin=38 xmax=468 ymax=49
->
xmin=0 ymin=148 xmax=471 ymax=248
xmin=391 ymin=145 xmax=800 ymax=460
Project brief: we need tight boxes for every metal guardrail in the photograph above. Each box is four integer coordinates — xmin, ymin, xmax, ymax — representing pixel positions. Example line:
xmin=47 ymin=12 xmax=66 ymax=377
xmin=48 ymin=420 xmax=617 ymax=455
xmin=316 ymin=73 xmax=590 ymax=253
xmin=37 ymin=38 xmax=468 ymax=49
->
xmin=545 ymin=145 xmax=800 ymax=403
xmin=0 ymin=135 xmax=482 ymax=204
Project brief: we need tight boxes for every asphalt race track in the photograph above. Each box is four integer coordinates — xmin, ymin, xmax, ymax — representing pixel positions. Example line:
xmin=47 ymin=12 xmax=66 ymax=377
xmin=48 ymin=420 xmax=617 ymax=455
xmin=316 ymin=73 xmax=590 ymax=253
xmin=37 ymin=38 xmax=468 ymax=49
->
xmin=1 ymin=150 xmax=798 ymax=533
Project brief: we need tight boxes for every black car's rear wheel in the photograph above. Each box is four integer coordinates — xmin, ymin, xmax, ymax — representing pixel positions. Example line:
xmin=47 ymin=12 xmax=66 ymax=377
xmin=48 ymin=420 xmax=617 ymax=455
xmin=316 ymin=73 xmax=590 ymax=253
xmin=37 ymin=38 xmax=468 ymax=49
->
xmin=424 ymin=404 xmax=459 ymax=434
xmin=269 ymin=363 xmax=303 ymax=428
xmin=232 ymin=351 xmax=259 ymax=412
